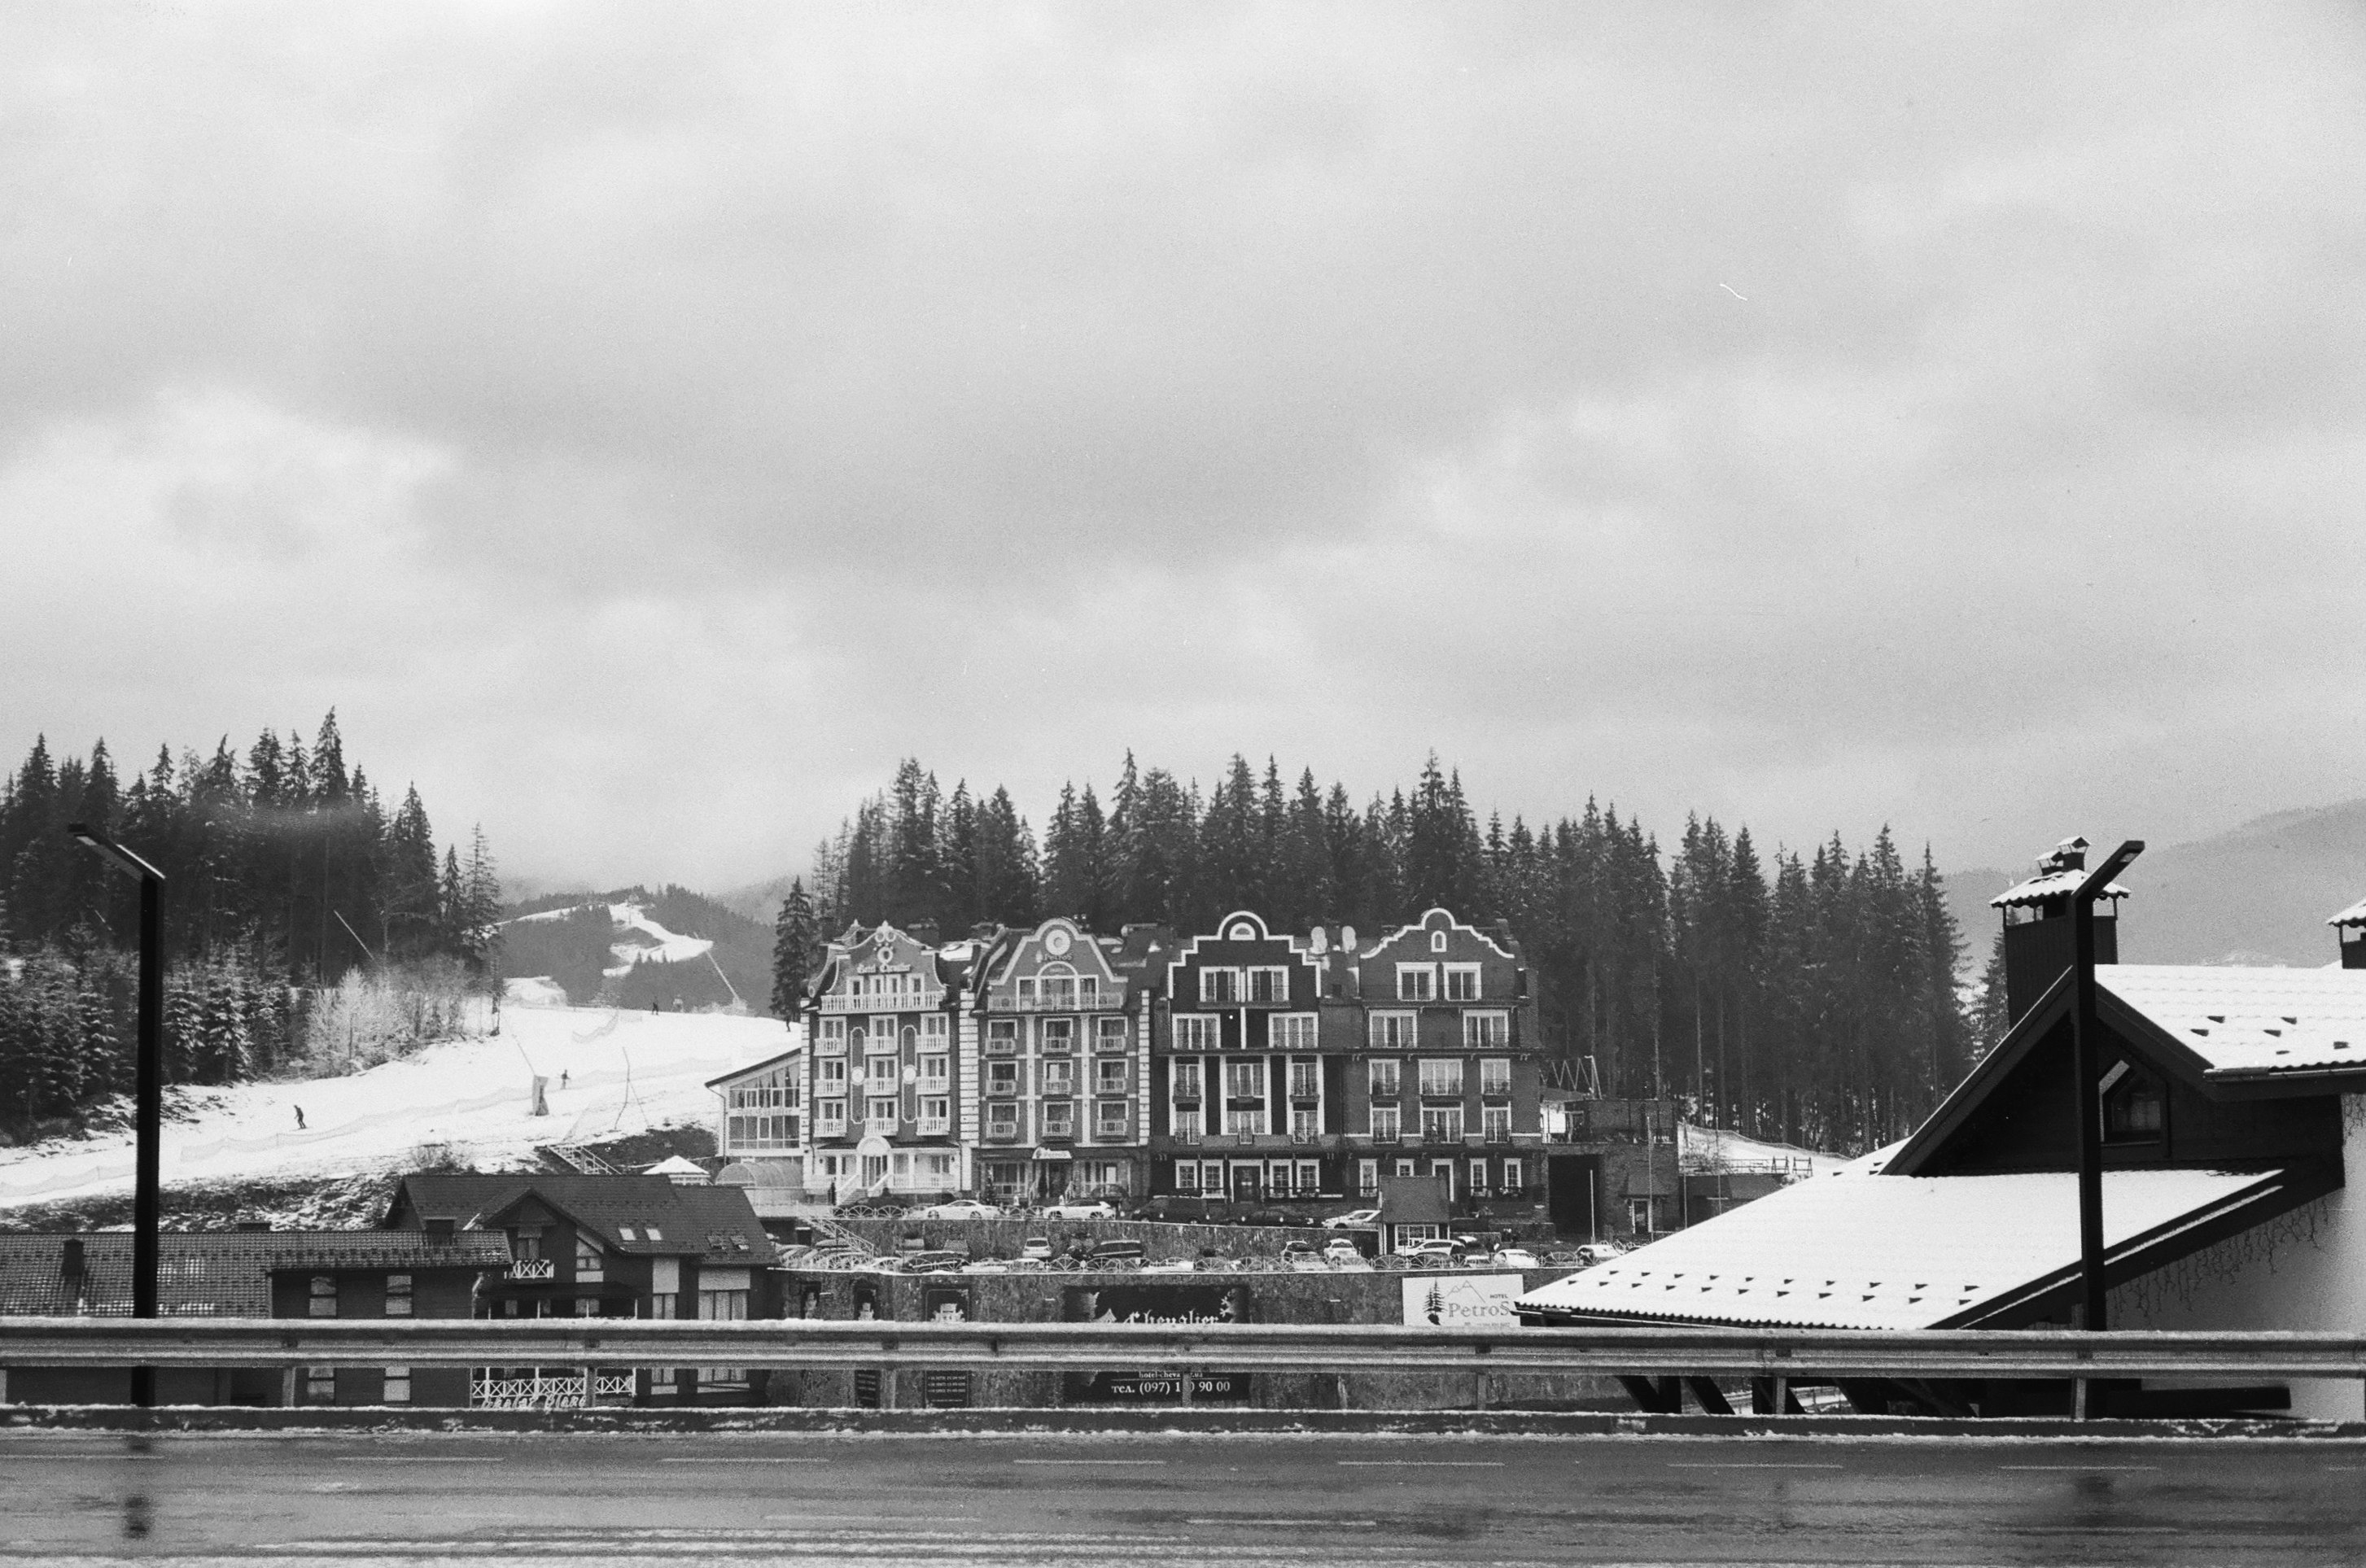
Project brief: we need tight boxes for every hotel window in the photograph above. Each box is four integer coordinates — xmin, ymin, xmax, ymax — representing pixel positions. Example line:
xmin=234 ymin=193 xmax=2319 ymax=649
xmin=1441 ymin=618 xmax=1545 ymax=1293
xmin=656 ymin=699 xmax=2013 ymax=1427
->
xmin=1017 ymin=975 xmax=1035 ymax=1007
xmin=986 ymin=1061 xmax=1019 ymax=1097
xmin=1469 ymin=1158 xmax=1489 ymax=1194
xmin=1289 ymin=1107 xmax=1319 ymax=1138
xmin=1395 ymin=1158 xmax=1416 ymax=1177
xmin=1288 ymin=1059 xmax=1320 ymax=1098
xmin=308 ymin=1275 xmax=337 ymax=1317
xmin=305 ymin=1365 xmax=335 ymax=1402
xmin=1096 ymin=1015 xmax=1129 ymax=1052
xmin=2102 ymin=1061 xmax=2166 ymax=1142
xmin=868 ymin=1015 xmax=895 ymax=1046
xmin=575 ymin=1238 xmax=604 ymax=1283
xmin=986 ymin=1103 xmax=1020 ymax=1137
xmin=818 ymin=1018 xmax=847 ymax=1054
xmin=868 ymin=1054 xmax=899 ymax=1087
xmin=920 ymin=1014 xmax=949 ymax=1047
xmin=1171 ymin=1059 xmax=1203 ymax=1100
xmin=1173 ymin=1014 xmax=1221 ymax=1052
xmin=1480 ymin=1058 xmax=1512 ymax=1095
xmin=1481 ymin=1104 xmax=1511 ymax=1142
xmin=1200 ymin=1161 xmax=1225 ymax=1191
xmin=1368 ymin=1012 xmax=1416 ymax=1051
xmin=921 ymin=1151 xmax=956 ymax=1181
xmin=1269 ymin=1012 xmax=1317 ymax=1051
xmin=1501 ymin=1158 xmax=1524 ymax=1194
xmin=1095 ymin=1101 xmax=1128 ymax=1138
xmin=1397 ymin=964 xmax=1436 ymax=1002
xmin=1042 ymin=972 xmax=1077 ymax=1010
xmin=1200 ymin=967 xmax=1240 ymax=1005
xmin=1245 ymin=966 xmax=1289 ymax=1003
xmin=1421 ymin=1104 xmax=1465 ymax=1142
xmin=382 ymin=1366 xmax=411 ymax=1404
xmin=1042 ymin=1018 xmax=1075 ymax=1055
xmin=1463 ymin=1011 xmax=1511 ymax=1050
xmin=1367 ymin=1058 xmax=1400 ymax=1096
xmin=1418 ymin=1058 xmax=1464 ymax=1096
xmin=816 ymin=1098 xmax=846 ymax=1135
xmin=1357 ymin=1158 xmax=1380 ymax=1196
xmin=986 ymin=1019 xmax=1019 ymax=1055
xmin=1431 ymin=929 xmax=1448 ymax=954
xmin=1431 ymin=1160 xmax=1458 ymax=1197
xmin=1176 ymin=1162 xmax=1200 ymax=1193
xmin=1369 ymin=1103 xmax=1402 ymax=1140
xmin=1042 ymin=1059 xmax=1076 ymax=1096
xmin=1445 ymin=964 xmax=1481 ymax=1002
xmin=1629 ymin=1199 xmax=1654 ymax=1234
xmin=818 ymin=1058 xmax=848 ymax=1092
xmin=1226 ymin=1105 xmax=1266 ymax=1137
xmin=1043 ymin=1101 xmax=1075 ymax=1135
xmin=1224 ymin=1058 xmax=1266 ymax=1102
xmin=730 ymin=1071 xmax=792 ymax=1111
xmin=919 ymin=1096 xmax=950 ymax=1133
xmin=866 ymin=1096 xmax=899 ymax=1129
xmin=1077 ymin=975 xmax=1100 ymax=1008
xmin=384 ymin=1273 xmax=413 ymax=1317
xmin=1096 ymin=1059 xmax=1127 ymax=1094
xmin=920 ymin=1054 xmax=949 ymax=1091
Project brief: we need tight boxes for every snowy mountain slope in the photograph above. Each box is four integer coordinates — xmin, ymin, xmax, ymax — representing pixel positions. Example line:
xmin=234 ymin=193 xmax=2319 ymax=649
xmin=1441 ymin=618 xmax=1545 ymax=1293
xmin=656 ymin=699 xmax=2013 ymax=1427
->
xmin=0 ymin=1004 xmax=799 ymax=1212
xmin=511 ymin=899 xmax=717 ymax=976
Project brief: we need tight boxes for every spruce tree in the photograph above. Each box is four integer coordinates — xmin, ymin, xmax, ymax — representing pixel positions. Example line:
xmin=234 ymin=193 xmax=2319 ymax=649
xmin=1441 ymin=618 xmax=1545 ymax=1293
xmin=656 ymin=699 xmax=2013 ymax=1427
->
xmin=771 ymin=880 xmax=820 ymax=1019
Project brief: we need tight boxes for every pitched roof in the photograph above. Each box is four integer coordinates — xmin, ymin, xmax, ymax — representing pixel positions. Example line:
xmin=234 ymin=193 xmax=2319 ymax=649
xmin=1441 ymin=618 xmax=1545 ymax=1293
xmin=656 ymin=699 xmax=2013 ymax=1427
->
xmin=2101 ymin=964 xmax=2366 ymax=1081
xmin=2329 ymin=895 xmax=2366 ymax=931
xmin=387 ymin=1173 xmax=776 ymax=1265
xmin=0 ymin=1230 xmax=510 ymax=1317
xmin=704 ymin=1043 xmax=803 ymax=1090
xmin=1990 ymin=868 xmax=2132 ymax=908
xmin=1515 ymin=1164 xmax=2322 ymax=1331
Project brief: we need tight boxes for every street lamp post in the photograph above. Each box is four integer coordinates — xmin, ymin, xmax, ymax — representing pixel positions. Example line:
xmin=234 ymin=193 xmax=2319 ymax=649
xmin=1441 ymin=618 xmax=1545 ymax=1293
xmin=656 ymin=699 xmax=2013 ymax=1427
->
xmin=66 ymin=822 xmax=165 ymax=1408
xmin=2071 ymin=838 xmax=2144 ymax=1337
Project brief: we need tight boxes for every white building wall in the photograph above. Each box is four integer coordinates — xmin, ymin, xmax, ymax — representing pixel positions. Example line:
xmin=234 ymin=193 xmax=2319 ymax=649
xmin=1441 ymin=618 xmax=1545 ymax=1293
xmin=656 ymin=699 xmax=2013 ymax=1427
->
xmin=2109 ymin=1097 xmax=2366 ymax=1421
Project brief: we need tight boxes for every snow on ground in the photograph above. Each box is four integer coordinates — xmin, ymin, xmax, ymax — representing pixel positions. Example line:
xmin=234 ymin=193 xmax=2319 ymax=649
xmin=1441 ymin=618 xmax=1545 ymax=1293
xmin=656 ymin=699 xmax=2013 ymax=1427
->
xmin=509 ymin=899 xmax=716 ymax=978
xmin=0 ymin=1004 xmax=797 ymax=1211
xmin=1678 ymin=1121 xmax=1825 ymax=1174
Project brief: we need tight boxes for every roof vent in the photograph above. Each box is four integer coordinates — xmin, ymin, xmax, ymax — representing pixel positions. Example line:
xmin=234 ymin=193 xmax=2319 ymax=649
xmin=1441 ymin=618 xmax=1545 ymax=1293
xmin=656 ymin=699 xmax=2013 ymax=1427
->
xmin=59 ymin=1238 xmax=85 ymax=1279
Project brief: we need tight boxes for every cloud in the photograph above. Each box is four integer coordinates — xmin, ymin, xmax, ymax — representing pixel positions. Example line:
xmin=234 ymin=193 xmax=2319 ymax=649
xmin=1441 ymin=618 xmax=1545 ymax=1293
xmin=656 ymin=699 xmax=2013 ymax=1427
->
xmin=2 ymin=2 xmax=2363 ymax=889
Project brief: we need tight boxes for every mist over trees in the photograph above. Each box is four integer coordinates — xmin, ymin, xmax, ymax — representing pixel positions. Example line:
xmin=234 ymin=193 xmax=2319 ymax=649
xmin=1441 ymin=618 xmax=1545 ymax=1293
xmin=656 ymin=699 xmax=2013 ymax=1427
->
xmin=790 ymin=753 xmax=1971 ymax=1154
xmin=0 ymin=716 xmax=497 ymax=1137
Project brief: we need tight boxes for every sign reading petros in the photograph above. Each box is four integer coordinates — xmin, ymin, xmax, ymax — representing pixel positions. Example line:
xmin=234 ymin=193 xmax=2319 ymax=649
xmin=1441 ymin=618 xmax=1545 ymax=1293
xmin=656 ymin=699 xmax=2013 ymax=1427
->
xmin=1402 ymin=1273 xmax=1524 ymax=1329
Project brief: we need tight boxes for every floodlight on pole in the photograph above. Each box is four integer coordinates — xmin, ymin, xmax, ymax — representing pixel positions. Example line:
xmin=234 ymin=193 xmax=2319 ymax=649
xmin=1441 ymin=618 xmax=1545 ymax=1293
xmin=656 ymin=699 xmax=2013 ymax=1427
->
xmin=65 ymin=821 xmax=165 ymax=1409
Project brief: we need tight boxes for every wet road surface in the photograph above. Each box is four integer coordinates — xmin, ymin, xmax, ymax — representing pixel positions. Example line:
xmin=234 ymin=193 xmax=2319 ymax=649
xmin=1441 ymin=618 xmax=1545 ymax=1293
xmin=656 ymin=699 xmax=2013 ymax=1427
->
xmin=4 ymin=1430 xmax=2365 ymax=1565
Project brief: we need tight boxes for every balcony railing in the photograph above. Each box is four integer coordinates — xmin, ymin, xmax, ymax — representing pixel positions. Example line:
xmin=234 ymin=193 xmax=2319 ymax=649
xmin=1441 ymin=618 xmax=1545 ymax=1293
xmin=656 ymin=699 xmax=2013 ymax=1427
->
xmin=820 ymin=989 xmax=943 ymax=1013
xmin=1040 ymin=1125 xmax=1075 ymax=1143
xmin=986 ymin=1084 xmax=1018 ymax=1098
xmin=505 ymin=1260 xmax=556 ymax=1282
xmin=1421 ymin=1128 xmax=1465 ymax=1145
xmin=1367 ymin=1129 xmax=1401 ymax=1145
xmin=1483 ymin=1128 xmax=1511 ymax=1145
xmin=986 ymin=992 xmax=1120 ymax=1013
xmin=983 ymin=1125 xmax=1021 ymax=1143
xmin=917 ymin=1120 xmax=951 ymax=1137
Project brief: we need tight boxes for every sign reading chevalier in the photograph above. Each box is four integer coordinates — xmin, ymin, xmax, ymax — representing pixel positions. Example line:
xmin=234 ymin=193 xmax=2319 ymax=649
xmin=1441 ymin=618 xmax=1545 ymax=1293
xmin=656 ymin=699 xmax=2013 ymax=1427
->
xmin=1061 ymin=1283 xmax=1254 ymax=1403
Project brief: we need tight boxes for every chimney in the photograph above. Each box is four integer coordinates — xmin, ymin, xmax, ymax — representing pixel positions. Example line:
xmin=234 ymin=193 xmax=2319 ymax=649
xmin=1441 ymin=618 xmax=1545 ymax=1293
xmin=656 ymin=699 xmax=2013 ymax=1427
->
xmin=422 ymin=1216 xmax=457 ymax=1244
xmin=59 ymin=1238 xmax=85 ymax=1280
xmin=2333 ymin=898 xmax=2366 ymax=970
xmin=1992 ymin=836 xmax=2126 ymax=1024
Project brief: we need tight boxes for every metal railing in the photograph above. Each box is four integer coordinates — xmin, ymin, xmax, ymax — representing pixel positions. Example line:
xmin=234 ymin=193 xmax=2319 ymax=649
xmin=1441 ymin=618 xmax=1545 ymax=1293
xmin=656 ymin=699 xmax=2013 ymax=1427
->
xmin=7 ymin=1319 xmax=2366 ymax=1390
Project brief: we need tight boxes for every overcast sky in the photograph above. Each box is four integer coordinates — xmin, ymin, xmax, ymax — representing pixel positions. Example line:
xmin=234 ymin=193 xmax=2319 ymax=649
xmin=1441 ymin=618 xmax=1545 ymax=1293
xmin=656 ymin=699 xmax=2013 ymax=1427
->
xmin=4 ymin=2 xmax=2362 ymax=896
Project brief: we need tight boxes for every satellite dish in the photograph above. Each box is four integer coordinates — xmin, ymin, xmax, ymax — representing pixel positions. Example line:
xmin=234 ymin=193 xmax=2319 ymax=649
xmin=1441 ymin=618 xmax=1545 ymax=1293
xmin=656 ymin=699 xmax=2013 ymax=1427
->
xmin=1308 ymin=927 xmax=1328 ymax=954
xmin=1340 ymin=925 xmax=1357 ymax=952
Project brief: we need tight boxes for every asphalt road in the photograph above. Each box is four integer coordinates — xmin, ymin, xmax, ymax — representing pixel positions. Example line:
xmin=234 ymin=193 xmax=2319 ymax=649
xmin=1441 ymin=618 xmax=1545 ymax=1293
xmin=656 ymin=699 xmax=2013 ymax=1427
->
xmin=3 ymin=1430 xmax=2364 ymax=1566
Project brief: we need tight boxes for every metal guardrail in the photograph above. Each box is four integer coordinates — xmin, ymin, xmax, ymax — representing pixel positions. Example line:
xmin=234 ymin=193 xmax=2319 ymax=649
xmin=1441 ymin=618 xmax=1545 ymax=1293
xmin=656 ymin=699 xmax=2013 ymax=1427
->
xmin=5 ymin=1320 xmax=2366 ymax=1382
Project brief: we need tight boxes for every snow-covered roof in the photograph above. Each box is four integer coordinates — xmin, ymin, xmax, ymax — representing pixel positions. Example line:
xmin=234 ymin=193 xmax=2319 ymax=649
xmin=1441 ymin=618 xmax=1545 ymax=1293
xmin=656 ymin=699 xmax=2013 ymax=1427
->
xmin=2329 ymin=896 xmax=2366 ymax=931
xmin=1991 ymin=868 xmax=2132 ymax=909
xmin=1516 ymin=1164 xmax=2291 ymax=1330
xmin=2102 ymin=964 xmax=2366 ymax=1078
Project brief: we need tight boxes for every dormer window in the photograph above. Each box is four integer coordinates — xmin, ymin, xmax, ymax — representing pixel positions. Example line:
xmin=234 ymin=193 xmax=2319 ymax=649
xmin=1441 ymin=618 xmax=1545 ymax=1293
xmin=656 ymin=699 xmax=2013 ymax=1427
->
xmin=2100 ymin=1060 xmax=2166 ymax=1143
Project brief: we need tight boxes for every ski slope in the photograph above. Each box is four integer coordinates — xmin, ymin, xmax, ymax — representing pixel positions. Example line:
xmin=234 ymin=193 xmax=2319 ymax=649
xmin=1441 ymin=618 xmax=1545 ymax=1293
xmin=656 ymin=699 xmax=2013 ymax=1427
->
xmin=0 ymin=1004 xmax=798 ymax=1211
xmin=509 ymin=899 xmax=716 ymax=978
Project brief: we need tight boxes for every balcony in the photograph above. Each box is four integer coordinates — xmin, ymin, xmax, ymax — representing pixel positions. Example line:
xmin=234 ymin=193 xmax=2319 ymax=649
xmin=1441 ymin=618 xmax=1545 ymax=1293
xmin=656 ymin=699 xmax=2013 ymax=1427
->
xmin=1040 ymin=1125 xmax=1075 ymax=1144
xmin=917 ymin=1119 xmax=951 ymax=1137
xmin=987 ymin=991 xmax=1118 ymax=1013
xmin=505 ymin=1260 xmax=556 ymax=1282
xmin=1420 ymin=1129 xmax=1464 ymax=1146
xmin=986 ymin=1084 xmax=1018 ymax=1099
xmin=1175 ymin=1129 xmax=1201 ymax=1146
xmin=983 ymin=1036 xmax=1018 ymax=1057
xmin=1479 ymin=1080 xmax=1513 ymax=1098
xmin=983 ymin=1123 xmax=1022 ymax=1144
xmin=1483 ymin=1128 xmax=1511 ymax=1145
xmin=1365 ymin=1129 xmax=1401 ymax=1146
xmin=820 ymin=989 xmax=942 ymax=1013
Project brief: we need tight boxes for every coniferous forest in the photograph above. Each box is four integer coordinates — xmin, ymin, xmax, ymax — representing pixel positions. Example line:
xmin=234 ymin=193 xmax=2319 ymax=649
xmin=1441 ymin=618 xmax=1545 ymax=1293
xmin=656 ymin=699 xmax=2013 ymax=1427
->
xmin=0 ymin=715 xmax=498 ymax=1138
xmin=781 ymin=754 xmax=1974 ymax=1155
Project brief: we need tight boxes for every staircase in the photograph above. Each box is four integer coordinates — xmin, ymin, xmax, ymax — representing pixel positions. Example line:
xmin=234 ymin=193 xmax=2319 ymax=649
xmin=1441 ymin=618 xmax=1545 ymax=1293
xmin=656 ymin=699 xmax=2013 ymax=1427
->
xmin=536 ymin=1143 xmax=623 ymax=1176
xmin=805 ymin=1212 xmax=878 ymax=1256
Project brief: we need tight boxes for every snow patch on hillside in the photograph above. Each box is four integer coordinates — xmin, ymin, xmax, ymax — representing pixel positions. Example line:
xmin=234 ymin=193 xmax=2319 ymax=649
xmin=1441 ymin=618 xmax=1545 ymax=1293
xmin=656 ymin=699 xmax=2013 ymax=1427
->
xmin=0 ymin=1004 xmax=797 ymax=1212
xmin=509 ymin=899 xmax=717 ymax=977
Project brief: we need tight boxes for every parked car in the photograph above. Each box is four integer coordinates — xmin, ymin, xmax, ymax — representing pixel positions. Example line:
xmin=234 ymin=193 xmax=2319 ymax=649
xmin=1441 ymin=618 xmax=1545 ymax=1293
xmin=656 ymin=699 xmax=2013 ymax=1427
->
xmin=1394 ymin=1237 xmax=1467 ymax=1264
xmin=1020 ymin=1236 xmax=1056 ymax=1260
xmin=1040 ymin=1199 xmax=1117 ymax=1221
xmin=1489 ymin=1247 xmax=1542 ymax=1269
xmin=1278 ymin=1239 xmax=1319 ymax=1260
xmin=1322 ymin=1236 xmax=1366 ymax=1265
xmin=1572 ymin=1241 xmax=1632 ymax=1266
xmin=1087 ymin=1239 xmax=1146 ymax=1267
xmin=912 ymin=1198 xmax=1003 ymax=1221
xmin=892 ymin=1250 xmax=966 ymax=1274
xmin=1130 ymin=1195 xmax=1226 ymax=1224
xmin=1321 ymin=1208 xmax=1382 ymax=1230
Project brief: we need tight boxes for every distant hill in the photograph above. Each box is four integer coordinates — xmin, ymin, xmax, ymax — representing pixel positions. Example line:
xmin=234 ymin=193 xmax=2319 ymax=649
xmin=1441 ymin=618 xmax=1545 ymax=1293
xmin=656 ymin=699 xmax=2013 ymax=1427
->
xmin=1945 ymin=800 xmax=2366 ymax=970
xmin=719 ymin=875 xmax=796 ymax=926
xmin=495 ymin=885 xmax=778 ymax=1015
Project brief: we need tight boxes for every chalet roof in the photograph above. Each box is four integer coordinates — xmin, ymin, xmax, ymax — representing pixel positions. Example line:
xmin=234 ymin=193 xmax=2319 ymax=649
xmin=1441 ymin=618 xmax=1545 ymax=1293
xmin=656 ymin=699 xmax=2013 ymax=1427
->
xmin=1515 ymin=1164 xmax=2319 ymax=1331
xmin=0 ymin=1229 xmax=510 ymax=1317
xmin=704 ymin=1043 xmax=802 ymax=1090
xmin=2329 ymin=896 xmax=2366 ymax=931
xmin=1990 ymin=868 xmax=2132 ymax=909
xmin=2101 ymin=964 xmax=2366 ymax=1080
xmin=387 ymin=1174 xmax=775 ymax=1266
xmin=1375 ymin=1175 xmax=1450 ymax=1226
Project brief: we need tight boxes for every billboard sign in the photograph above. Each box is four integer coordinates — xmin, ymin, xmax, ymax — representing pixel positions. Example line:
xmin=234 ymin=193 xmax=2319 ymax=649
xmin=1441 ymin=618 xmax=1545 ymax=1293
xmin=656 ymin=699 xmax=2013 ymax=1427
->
xmin=1401 ymin=1273 xmax=1525 ymax=1329
xmin=1062 ymin=1283 xmax=1253 ymax=1402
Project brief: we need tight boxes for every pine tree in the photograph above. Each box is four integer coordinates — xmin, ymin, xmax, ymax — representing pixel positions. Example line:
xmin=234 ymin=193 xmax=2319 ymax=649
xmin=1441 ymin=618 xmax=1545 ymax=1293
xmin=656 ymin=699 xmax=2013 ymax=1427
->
xmin=771 ymin=880 xmax=820 ymax=1019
